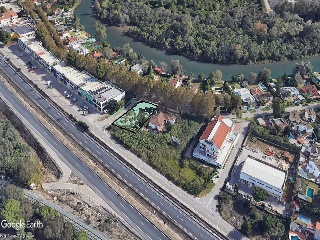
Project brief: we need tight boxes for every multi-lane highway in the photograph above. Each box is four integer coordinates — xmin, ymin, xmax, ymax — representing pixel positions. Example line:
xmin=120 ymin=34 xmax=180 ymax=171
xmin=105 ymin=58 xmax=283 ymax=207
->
xmin=0 ymin=58 xmax=223 ymax=239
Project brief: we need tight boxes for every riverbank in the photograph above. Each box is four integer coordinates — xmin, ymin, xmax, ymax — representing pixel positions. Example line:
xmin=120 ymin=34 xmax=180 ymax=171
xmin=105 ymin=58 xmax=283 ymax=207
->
xmin=75 ymin=0 xmax=320 ymax=79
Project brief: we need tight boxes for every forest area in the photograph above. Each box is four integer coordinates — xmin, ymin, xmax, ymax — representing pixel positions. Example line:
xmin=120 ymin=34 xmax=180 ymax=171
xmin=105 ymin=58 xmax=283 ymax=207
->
xmin=0 ymin=119 xmax=42 ymax=187
xmin=93 ymin=0 xmax=320 ymax=64
xmin=0 ymin=185 xmax=87 ymax=240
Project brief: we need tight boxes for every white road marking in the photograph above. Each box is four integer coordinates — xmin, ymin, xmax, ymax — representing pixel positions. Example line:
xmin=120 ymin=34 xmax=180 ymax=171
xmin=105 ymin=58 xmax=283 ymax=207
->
xmin=119 ymin=202 xmax=126 ymax=209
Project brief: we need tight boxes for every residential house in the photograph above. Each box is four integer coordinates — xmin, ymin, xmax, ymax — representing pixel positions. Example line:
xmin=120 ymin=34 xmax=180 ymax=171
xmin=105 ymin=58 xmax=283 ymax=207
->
xmin=193 ymin=115 xmax=234 ymax=168
xmin=169 ymin=79 xmax=182 ymax=88
xmin=281 ymin=87 xmax=300 ymax=97
xmin=92 ymin=51 xmax=102 ymax=59
xmin=0 ymin=10 xmax=18 ymax=26
xmin=155 ymin=67 xmax=163 ymax=75
xmin=131 ymin=64 xmax=143 ymax=75
xmin=301 ymin=83 xmax=319 ymax=96
xmin=63 ymin=36 xmax=78 ymax=45
xmin=297 ymin=123 xmax=313 ymax=136
xmin=148 ymin=111 xmax=176 ymax=131
xmin=300 ymin=109 xmax=316 ymax=122
xmin=250 ymin=87 xmax=273 ymax=104
xmin=11 ymin=24 xmax=34 ymax=38
xmin=309 ymin=144 xmax=320 ymax=159
xmin=273 ymin=118 xmax=288 ymax=130
xmin=234 ymin=88 xmax=256 ymax=106
xmin=289 ymin=110 xmax=301 ymax=123
xmin=306 ymin=161 xmax=320 ymax=178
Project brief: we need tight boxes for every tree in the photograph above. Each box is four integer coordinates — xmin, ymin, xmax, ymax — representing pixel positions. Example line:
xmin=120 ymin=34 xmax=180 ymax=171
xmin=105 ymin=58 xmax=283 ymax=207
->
xmin=188 ymin=72 xmax=194 ymax=81
xmin=275 ymin=77 xmax=283 ymax=97
xmin=0 ymin=6 xmax=7 ymax=13
xmin=252 ymin=187 xmax=267 ymax=202
xmin=101 ymin=47 xmax=113 ymax=59
xmin=159 ymin=61 xmax=167 ymax=72
xmin=231 ymin=73 xmax=244 ymax=83
xmin=0 ymin=30 xmax=11 ymax=44
xmin=105 ymin=99 xmax=120 ymax=114
xmin=122 ymin=43 xmax=133 ymax=55
xmin=94 ymin=22 xmax=107 ymax=42
xmin=248 ymin=72 xmax=257 ymax=85
xmin=241 ymin=220 xmax=252 ymax=236
xmin=73 ymin=16 xmax=82 ymax=31
xmin=0 ymin=199 xmax=24 ymax=227
xmin=272 ymin=97 xmax=285 ymax=118
xmin=170 ymin=60 xmax=183 ymax=75
xmin=231 ymin=94 xmax=242 ymax=110
xmin=74 ymin=230 xmax=88 ymax=240
xmin=0 ymin=185 xmax=24 ymax=203
xmin=257 ymin=68 xmax=271 ymax=85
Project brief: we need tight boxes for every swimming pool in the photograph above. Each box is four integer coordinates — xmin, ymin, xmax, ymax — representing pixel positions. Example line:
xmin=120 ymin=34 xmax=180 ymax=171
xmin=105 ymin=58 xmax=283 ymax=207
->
xmin=297 ymin=214 xmax=311 ymax=225
xmin=307 ymin=187 xmax=314 ymax=198
xmin=291 ymin=236 xmax=299 ymax=240
xmin=258 ymin=83 xmax=267 ymax=92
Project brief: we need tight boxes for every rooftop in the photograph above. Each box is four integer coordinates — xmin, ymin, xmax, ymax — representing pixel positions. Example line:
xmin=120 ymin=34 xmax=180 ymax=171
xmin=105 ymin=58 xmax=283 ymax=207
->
xmin=241 ymin=157 xmax=286 ymax=189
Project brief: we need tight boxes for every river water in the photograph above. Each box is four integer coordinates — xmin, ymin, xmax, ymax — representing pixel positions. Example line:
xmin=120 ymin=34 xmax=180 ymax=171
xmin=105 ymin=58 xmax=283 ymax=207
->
xmin=75 ymin=0 xmax=320 ymax=79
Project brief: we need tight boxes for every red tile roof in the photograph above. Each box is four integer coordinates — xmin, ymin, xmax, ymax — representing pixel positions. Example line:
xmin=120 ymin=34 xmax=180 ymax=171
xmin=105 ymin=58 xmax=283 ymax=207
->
xmin=316 ymin=221 xmax=320 ymax=230
xmin=149 ymin=111 xmax=176 ymax=131
xmin=213 ymin=121 xmax=231 ymax=148
xmin=301 ymin=84 xmax=319 ymax=96
xmin=0 ymin=10 xmax=17 ymax=21
xmin=293 ymin=201 xmax=300 ymax=209
xmin=199 ymin=115 xmax=231 ymax=149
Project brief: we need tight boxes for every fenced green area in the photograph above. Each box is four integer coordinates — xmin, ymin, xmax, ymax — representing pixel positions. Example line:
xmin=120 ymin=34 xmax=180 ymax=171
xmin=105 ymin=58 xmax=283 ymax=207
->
xmin=112 ymin=101 xmax=157 ymax=132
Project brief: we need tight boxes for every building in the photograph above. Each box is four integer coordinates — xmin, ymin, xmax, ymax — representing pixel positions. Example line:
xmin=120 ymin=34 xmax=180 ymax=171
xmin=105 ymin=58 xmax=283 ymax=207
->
xmin=131 ymin=64 xmax=143 ymax=75
xmin=0 ymin=10 xmax=18 ymax=26
xmin=168 ymin=79 xmax=182 ymax=88
xmin=18 ymin=36 xmax=125 ymax=113
xmin=301 ymin=83 xmax=319 ymax=96
xmin=148 ymin=111 xmax=176 ymax=131
xmin=193 ymin=115 xmax=234 ymax=168
xmin=52 ymin=62 xmax=125 ymax=112
xmin=306 ymin=161 xmax=320 ymax=178
xmin=234 ymin=88 xmax=256 ymax=106
xmin=250 ymin=87 xmax=273 ymax=103
xmin=240 ymin=157 xmax=286 ymax=199
xmin=11 ymin=24 xmax=34 ymax=38
xmin=281 ymin=87 xmax=300 ymax=97
xmin=18 ymin=36 xmax=59 ymax=71
xmin=301 ymin=109 xmax=316 ymax=122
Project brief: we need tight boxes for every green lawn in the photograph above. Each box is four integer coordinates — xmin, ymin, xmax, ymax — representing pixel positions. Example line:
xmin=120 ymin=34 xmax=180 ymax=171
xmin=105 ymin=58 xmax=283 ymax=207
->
xmin=198 ymin=182 xmax=215 ymax=198
xmin=261 ymin=107 xmax=271 ymax=111
xmin=229 ymin=82 xmax=241 ymax=89
xmin=249 ymin=109 xmax=256 ymax=113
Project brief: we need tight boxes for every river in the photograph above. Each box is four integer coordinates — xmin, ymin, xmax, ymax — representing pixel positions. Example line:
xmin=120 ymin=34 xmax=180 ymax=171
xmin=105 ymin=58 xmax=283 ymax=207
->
xmin=75 ymin=0 xmax=320 ymax=80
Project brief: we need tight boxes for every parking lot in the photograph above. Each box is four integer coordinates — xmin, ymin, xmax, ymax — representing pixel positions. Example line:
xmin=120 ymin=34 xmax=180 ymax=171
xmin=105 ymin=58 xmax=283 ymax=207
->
xmin=1 ymin=45 xmax=103 ymax=125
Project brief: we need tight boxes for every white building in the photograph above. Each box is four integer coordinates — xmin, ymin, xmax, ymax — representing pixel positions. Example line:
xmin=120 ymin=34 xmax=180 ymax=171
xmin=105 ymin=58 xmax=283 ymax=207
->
xmin=281 ymin=87 xmax=300 ymax=96
xmin=193 ymin=115 xmax=234 ymax=168
xmin=0 ymin=10 xmax=18 ymax=26
xmin=240 ymin=157 xmax=286 ymax=199
xmin=131 ymin=64 xmax=143 ymax=75
xmin=306 ymin=161 xmax=320 ymax=178
xmin=234 ymin=88 xmax=256 ymax=106
xmin=18 ymin=36 xmax=125 ymax=113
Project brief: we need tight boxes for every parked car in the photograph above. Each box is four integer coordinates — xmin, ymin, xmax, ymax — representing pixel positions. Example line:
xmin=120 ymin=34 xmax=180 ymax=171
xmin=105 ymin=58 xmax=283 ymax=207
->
xmin=72 ymin=97 xmax=77 ymax=102
xmin=66 ymin=94 xmax=72 ymax=99
xmin=83 ymin=106 xmax=88 ymax=110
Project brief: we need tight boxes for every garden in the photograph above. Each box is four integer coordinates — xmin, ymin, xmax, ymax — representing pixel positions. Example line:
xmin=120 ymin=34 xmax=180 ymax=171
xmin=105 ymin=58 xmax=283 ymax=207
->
xmin=296 ymin=177 xmax=319 ymax=204
xmin=112 ymin=101 xmax=157 ymax=133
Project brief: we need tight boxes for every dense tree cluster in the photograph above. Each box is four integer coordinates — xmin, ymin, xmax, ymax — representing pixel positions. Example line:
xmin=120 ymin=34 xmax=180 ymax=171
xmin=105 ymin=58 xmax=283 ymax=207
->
xmin=252 ymin=187 xmax=267 ymax=202
xmin=0 ymin=30 xmax=11 ymax=44
xmin=93 ymin=0 xmax=320 ymax=64
xmin=0 ymin=120 xmax=42 ymax=186
xmin=109 ymin=118 xmax=215 ymax=195
xmin=0 ymin=185 xmax=88 ymax=240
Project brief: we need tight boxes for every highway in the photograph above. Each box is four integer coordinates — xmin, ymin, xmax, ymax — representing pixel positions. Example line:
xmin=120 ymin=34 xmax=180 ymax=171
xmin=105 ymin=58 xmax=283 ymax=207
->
xmin=0 ymin=58 xmax=222 ymax=239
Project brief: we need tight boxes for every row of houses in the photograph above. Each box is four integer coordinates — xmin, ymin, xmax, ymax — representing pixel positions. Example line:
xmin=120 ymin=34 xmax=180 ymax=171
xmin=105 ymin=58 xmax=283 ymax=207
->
xmin=18 ymin=36 xmax=125 ymax=113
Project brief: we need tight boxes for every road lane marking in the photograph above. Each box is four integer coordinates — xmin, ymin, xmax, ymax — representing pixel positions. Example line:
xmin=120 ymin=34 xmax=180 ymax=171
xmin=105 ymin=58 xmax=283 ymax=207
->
xmin=119 ymin=202 xmax=126 ymax=209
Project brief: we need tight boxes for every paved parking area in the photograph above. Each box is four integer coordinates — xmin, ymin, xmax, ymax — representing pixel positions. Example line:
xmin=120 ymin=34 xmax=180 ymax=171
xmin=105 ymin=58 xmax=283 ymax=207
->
xmin=1 ymin=45 xmax=104 ymax=126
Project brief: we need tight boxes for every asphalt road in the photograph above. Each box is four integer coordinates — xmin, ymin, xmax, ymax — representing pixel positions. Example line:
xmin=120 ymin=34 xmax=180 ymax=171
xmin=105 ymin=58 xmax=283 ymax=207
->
xmin=0 ymin=59 xmax=222 ymax=239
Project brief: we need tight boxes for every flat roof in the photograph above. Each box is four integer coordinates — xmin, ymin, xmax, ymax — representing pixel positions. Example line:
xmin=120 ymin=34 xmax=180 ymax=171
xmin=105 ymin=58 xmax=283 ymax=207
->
xmin=21 ymin=36 xmax=58 ymax=66
xmin=241 ymin=157 xmax=286 ymax=189
xmin=54 ymin=62 xmax=94 ymax=86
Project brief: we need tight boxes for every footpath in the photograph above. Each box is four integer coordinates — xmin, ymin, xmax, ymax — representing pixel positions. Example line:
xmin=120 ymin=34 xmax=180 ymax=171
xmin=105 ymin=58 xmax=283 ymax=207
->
xmin=1 ymin=45 xmax=247 ymax=239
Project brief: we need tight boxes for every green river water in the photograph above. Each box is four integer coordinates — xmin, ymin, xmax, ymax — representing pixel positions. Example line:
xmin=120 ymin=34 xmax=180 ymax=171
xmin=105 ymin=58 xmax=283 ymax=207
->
xmin=75 ymin=0 xmax=320 ymax=80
